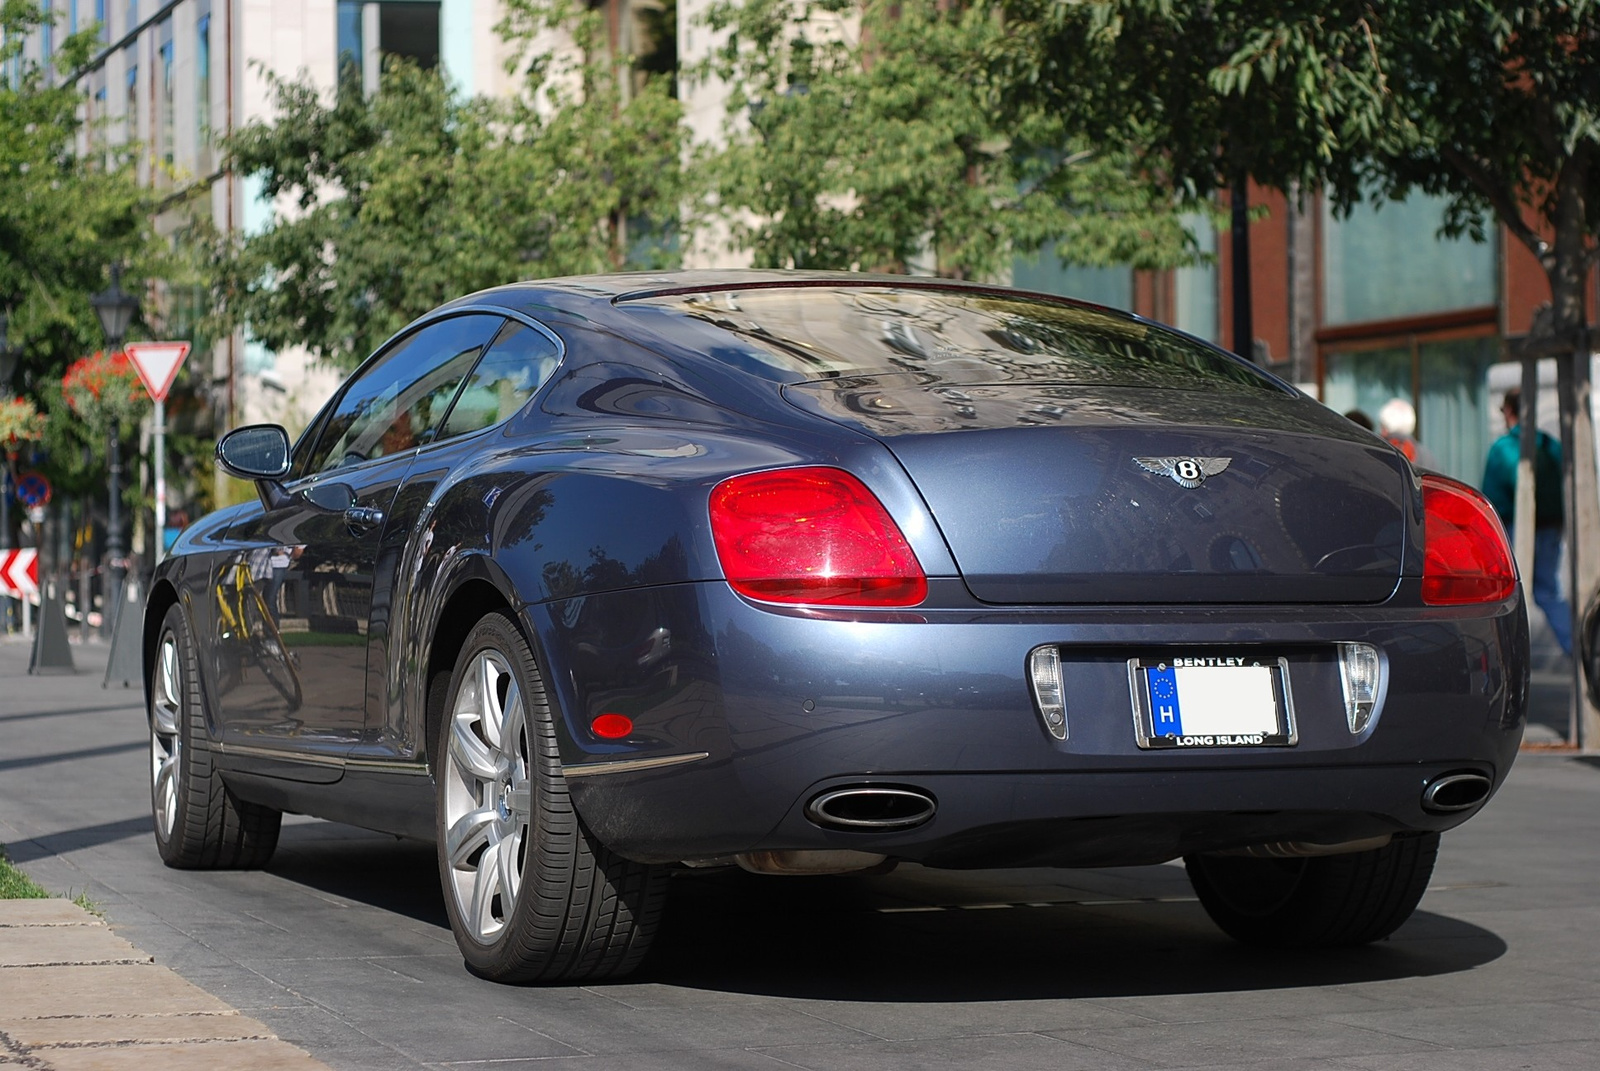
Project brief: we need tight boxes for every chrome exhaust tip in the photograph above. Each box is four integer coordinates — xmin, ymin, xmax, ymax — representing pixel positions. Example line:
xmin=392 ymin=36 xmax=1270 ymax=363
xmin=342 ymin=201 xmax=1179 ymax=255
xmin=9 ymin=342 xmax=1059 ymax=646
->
xmin=805 ymin=786 xmax=937 ymax=831
xmin=1422 ymin=771 xmax=1492 ymax=813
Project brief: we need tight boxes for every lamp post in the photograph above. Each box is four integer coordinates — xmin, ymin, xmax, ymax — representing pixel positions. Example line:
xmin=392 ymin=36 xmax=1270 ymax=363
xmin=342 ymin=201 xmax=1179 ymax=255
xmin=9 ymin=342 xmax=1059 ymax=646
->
xmin=0 ymin=310 xmax=16 ymax=633
xmin=89 ymin=265 xmax=139 ymax=636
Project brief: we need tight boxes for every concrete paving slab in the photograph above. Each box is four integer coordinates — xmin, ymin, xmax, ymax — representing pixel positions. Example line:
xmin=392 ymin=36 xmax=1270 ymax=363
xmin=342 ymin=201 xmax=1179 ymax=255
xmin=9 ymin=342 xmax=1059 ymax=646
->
xmin=1336 ymin=1039 xmax=1600 ymax=1071
xmin=754 ymin=1031 xmax=1150 ymax=1071
xmin=0 ymin=924 xmax=151 ymax=967
xmin=788 ymin=996 xmax=1155 ymax=1042
xmin=0 ymin=1011 xmax=268 ymax=1046
xmin=0 ymin=899 xmax=101 ymax=926
xmin=1044 ymin=1016 xmax=1444 ymax=1068
xmin=42 ymin=1037 xmax=335 ymax=1071
xmin=0 ymin=962 xmax=234 ymax=1019
xmin=1325 ymin=1000 xmax=1600 ymax=1049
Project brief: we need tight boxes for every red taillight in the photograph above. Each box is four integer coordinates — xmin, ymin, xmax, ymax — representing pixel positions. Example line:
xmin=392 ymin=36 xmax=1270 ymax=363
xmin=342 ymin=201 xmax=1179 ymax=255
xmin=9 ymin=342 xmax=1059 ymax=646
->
xmin=591 ymin=714 xmax=633 ymax=739
xmin=1421 ymin=474 xmax=1516 ymax=605
xmin=708 ymin=467 xmax=927 ymax=606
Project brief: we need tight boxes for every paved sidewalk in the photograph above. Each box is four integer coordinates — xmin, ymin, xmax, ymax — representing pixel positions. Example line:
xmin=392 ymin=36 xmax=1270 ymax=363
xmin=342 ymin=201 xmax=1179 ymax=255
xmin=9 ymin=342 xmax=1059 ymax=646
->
xmin=0 ymin=898 xmax=332 ymax=1070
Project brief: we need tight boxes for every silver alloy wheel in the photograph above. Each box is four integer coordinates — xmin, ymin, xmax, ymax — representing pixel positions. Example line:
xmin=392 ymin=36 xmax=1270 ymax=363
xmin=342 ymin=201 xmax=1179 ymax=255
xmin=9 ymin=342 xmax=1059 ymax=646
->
xmin=150 ymin=630 xmax=183 ymax=839
xmin=441 ymin=649 xmax=532 ymax=945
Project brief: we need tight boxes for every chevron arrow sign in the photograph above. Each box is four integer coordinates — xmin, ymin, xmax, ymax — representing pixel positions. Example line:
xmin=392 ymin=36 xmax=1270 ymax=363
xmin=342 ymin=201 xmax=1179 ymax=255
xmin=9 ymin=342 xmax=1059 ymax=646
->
xmin=0 ymin=548 xmax=38 ymax=598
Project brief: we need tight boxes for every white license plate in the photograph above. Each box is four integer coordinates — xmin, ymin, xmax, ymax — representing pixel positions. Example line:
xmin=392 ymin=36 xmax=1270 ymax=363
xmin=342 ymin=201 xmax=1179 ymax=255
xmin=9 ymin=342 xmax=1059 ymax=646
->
xmin=1129 ymin=655 xmax=1296 ymax=749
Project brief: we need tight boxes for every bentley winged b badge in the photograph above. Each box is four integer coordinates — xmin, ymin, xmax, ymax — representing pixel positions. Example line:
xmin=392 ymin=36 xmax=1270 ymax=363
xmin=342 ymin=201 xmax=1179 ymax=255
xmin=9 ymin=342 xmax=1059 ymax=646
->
xmin=1134 ymin=456 xmax=1233 ymax=488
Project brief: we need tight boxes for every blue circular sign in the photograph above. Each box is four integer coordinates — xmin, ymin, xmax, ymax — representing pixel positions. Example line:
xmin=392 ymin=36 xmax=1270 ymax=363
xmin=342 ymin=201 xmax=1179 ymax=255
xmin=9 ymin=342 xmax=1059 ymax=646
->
xmin=15 ymin=472 xmax=50 ymax=508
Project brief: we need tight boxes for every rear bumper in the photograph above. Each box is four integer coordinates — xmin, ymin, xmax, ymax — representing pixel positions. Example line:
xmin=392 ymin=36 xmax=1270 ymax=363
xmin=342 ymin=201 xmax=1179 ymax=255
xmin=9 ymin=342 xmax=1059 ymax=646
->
xmin=535 ymin=580 xmax=1527 ymax=866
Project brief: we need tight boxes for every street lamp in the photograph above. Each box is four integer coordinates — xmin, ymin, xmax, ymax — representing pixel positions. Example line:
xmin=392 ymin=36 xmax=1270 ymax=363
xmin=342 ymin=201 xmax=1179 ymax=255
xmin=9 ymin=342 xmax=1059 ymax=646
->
xmin=0 ymin=310 xmax=15 ymax=633
xmin=90 ymin=265 xmax=140 ymax=635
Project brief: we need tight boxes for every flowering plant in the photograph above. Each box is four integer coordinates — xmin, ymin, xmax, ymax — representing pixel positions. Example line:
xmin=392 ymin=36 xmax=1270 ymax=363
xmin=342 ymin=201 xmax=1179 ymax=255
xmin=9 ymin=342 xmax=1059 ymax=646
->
xmin=61 ymin=350 xmax=150 ymax=429
xmin=0 ymin=397 xmax=45 ymax=446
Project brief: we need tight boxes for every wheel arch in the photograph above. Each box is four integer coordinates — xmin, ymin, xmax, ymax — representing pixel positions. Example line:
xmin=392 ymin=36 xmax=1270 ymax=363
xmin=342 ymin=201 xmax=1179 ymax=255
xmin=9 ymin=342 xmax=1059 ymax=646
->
xmin=143 ymin=579 xmax=182 ymax=716
xmin=421 ymin=572 xmax=515 ymax=775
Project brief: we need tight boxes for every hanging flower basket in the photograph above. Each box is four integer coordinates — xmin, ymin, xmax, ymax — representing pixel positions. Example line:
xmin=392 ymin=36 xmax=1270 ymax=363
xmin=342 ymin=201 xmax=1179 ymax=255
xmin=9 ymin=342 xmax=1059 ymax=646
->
xmin=61 ymin=350 xmax=151 ymax=430
xmin=0 ymin=397 xmax=45 ymax=447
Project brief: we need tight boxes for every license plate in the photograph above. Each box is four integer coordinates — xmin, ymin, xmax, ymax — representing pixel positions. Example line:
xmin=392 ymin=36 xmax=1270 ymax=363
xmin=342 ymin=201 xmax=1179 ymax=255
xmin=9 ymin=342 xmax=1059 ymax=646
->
xmin=1128 ymin=655 xmax=1296 ymax=749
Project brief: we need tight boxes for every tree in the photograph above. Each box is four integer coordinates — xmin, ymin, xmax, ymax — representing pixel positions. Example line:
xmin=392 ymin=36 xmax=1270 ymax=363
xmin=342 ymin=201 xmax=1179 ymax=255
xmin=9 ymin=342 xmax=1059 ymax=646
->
xmin=0 ymin=0 xmax=159 ymax=393
xmin=1008 ymin=0 xmax=1600 ymax=739
xmin=217 ymin=12 xmax=684 ymax=372
xmin=692 ymin=0 xmax=1199 ymax=278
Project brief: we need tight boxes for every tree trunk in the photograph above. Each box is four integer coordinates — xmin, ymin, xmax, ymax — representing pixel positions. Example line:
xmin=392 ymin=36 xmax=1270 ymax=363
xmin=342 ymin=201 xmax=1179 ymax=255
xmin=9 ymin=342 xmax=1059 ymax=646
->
xmin=1545 ymin=220 xmax=1599 ymax=747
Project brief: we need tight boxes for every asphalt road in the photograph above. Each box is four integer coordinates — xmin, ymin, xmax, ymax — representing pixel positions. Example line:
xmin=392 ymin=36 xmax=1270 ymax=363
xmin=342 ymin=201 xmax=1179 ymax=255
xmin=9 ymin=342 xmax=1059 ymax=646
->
xmin=4 ymin=635 xmax=1600 ymax=1071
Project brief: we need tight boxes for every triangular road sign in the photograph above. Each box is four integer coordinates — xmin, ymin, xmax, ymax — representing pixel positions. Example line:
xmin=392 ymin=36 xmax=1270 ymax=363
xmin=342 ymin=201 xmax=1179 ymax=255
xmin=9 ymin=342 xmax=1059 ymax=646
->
xmin=125 ymin=341 xmax=192 ymax=403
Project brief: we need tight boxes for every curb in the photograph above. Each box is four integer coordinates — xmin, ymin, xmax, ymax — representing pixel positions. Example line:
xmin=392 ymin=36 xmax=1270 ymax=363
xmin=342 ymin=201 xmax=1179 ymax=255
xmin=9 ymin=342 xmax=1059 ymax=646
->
xmin=0 ymin=899 xmax=333 ymax=1070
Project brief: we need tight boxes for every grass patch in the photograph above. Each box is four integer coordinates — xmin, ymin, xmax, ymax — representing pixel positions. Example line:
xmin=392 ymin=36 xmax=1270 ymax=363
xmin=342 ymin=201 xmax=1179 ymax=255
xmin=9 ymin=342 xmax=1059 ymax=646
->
xmin=0 ymin=847 xmax=50 ymax=899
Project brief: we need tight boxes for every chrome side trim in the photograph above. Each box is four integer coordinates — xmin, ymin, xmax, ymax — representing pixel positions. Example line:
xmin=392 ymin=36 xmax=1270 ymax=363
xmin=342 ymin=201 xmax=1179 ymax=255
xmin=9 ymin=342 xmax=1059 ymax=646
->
xmin=215 ymin=742 xmax=343 ymax=767
xmin=562 ymin=752 xmax=710 ymax=779
xmin=346 ymin=758 xmax=432 ymax=776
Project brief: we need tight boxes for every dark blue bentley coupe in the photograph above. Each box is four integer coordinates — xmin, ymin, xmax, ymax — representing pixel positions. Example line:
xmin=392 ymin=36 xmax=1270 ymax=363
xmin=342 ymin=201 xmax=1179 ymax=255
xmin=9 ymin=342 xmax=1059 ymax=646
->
xmin=143 ymin=271 xmax=1526 ymax=982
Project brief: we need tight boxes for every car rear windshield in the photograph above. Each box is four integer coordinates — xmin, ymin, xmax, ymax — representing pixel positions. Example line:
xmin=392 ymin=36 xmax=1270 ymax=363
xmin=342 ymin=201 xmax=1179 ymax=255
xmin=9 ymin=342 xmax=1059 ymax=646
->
xmin=630 ymin=286 xmax=1281 ymax=393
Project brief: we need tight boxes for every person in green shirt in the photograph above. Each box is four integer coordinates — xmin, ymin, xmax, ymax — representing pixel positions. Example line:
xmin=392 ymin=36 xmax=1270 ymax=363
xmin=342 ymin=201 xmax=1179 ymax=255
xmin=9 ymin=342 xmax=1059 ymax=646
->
xmin=1482 ymin=387 xmax=1570 ymax=655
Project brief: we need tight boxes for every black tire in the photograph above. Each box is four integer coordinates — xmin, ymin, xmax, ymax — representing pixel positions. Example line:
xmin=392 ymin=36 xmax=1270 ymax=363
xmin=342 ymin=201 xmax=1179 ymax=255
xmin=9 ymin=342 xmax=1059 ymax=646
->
xmin=1184 ymin=832 xmax=1439 ymax=947
xmin=149 ymin=604 xmax=282 ymax=869
xmin=434 ymin=611 xmax=666 ymax=983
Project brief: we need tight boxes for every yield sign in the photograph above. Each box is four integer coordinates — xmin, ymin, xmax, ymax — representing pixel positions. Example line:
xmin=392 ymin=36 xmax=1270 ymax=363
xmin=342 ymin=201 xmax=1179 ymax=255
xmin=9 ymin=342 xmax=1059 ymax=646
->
xmin=0 ymin=548 xmax=38 ymax=598
xmin=125 ymin=341 xmax=192 ymax=403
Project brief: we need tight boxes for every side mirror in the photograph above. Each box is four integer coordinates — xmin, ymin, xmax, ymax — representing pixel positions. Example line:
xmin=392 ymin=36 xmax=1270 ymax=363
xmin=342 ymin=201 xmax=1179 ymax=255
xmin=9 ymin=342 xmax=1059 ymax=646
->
xmin=216 ymin=424 xmax=291 ymax=480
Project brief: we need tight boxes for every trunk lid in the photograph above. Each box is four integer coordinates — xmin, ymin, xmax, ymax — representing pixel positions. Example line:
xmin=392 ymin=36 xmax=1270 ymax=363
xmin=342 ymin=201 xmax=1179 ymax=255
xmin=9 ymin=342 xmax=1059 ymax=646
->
xmin=784 ymin=378 xmax=1411 ymax=604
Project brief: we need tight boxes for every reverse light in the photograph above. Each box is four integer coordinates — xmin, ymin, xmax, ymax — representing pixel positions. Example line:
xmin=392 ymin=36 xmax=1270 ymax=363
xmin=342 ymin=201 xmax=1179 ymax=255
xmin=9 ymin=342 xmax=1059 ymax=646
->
xmin=709 ymin=467 xmax=927 ymax=606
xmin=1337 ymin=642 xmax=1381 ymax=735
xmin=1027 ymin=645 xmax=1068 ymax=740
xmin=1421 ymin=474 xmax=1517 ymax=606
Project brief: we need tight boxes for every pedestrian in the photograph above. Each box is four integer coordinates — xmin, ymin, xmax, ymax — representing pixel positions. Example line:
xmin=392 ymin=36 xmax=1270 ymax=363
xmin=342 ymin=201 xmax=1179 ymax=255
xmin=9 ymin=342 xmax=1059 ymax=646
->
xmin=1344 ymin=408 xmax=1375 ymax=431
xmin=1378 ymin=398 xmax=1440 ymax=469
xmin=1482 ymin=387 xmax=1570 ymax=655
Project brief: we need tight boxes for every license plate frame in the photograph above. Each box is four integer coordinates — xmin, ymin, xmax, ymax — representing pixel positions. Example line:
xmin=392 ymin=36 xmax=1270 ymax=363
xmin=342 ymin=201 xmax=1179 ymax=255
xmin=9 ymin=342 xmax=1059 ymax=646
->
xmin=1127 ymin=654 xmax=1297 ymax=750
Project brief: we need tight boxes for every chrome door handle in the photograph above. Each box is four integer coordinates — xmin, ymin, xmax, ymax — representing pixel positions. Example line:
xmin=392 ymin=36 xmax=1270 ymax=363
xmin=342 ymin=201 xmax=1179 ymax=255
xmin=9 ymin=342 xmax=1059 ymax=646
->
xmin=344 ymin=506 xmax=385 ymax=532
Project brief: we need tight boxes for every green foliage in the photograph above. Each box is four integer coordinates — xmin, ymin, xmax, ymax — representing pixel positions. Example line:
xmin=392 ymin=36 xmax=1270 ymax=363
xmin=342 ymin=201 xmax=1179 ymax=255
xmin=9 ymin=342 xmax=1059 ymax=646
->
xmin=0 ymin=847 xmax=50 ymax=899
xmin=1007 ymin=0 xmax=1600 ymax=327
xmin=216 ymin=8 xmax=685 ymax=372
xmin=694 ymin=0 xmax=1197 ymax=277
xmin=0 ymin=0 xmax=161 ymax=394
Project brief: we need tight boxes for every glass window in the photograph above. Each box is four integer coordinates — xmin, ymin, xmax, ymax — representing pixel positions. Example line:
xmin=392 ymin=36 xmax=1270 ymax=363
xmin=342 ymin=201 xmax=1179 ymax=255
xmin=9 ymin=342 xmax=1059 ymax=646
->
xmin=1321 ymin=335 xmax=1498 ymax=484
xmin=123 ymin=51 xmax=136 ymax=126
xmin=158 ymin=33 xmax=173 ymax=167
xmin=1173 ymin=214 xmax=1219 ymax=342
xmin=196 ymin=14 xmax=210 ymax=150
xmin=638 ymin=287 xmax=1278 ymax=394
xmin=337 ymin=0 xmax=362 ymax=84
xmin=42 ymin=1 xmax=53 ymax=60
xmin=1013 ymin=245 xmax=1134 ymax=311
xmin=96 ymin=0 xmax=106 ymax=42
xmin=1322 ymin=192 xmax=1497 ymax=325
xmin=441 ymin=322 xmax=560 ymax=438
xmin=302 ymin=315 xmax=503 ymax=475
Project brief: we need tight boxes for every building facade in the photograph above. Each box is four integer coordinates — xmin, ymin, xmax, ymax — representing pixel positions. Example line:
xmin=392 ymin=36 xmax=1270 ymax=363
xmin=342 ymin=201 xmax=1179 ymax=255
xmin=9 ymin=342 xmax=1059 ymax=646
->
xmin=8 ymin=1 xmax=1598 ymax=493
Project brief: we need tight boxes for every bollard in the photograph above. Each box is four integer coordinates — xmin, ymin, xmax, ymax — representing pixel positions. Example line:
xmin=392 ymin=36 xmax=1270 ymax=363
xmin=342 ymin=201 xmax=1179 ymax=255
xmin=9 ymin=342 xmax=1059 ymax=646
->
xmin=28 ymin=579 xmax=76 ymax=674
xmin=103 ymin=577 xmax=144 ymax=689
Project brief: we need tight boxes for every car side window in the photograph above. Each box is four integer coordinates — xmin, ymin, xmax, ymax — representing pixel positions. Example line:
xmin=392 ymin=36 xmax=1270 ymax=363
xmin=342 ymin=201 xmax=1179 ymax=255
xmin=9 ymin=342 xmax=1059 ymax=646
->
xmin=439 ymin=320 xmax=561 ymax=439
xmin=301 ymin=314 xmax=503 ymax=475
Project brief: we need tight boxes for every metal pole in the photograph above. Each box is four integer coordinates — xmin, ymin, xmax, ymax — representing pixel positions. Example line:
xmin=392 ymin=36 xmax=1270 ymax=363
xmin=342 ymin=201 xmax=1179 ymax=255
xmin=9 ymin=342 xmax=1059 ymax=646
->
xmin=1230 ymin=170 xmax=1254 ymax=362
xmin=154 ymin=398 xmax=166 ymax=563
xmin=0 ymin=459 xmax=11 ymax=633
xmin=105 ymin=415 xmax=124 ymax=639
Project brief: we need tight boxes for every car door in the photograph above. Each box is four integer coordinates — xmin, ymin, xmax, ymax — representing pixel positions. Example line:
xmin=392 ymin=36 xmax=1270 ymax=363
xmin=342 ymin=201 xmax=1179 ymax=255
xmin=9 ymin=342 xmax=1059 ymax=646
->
xmin=351 ymin=316 xmax=565 ymax=762
xmin=214 ymin=314 xmax=504 ymax=775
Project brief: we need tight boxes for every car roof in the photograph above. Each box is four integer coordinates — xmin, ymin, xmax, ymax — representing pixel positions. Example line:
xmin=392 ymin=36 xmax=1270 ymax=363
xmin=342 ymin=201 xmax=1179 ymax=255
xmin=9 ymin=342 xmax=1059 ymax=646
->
xmin=435 ymin=269 xmax=1134 ymax=323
